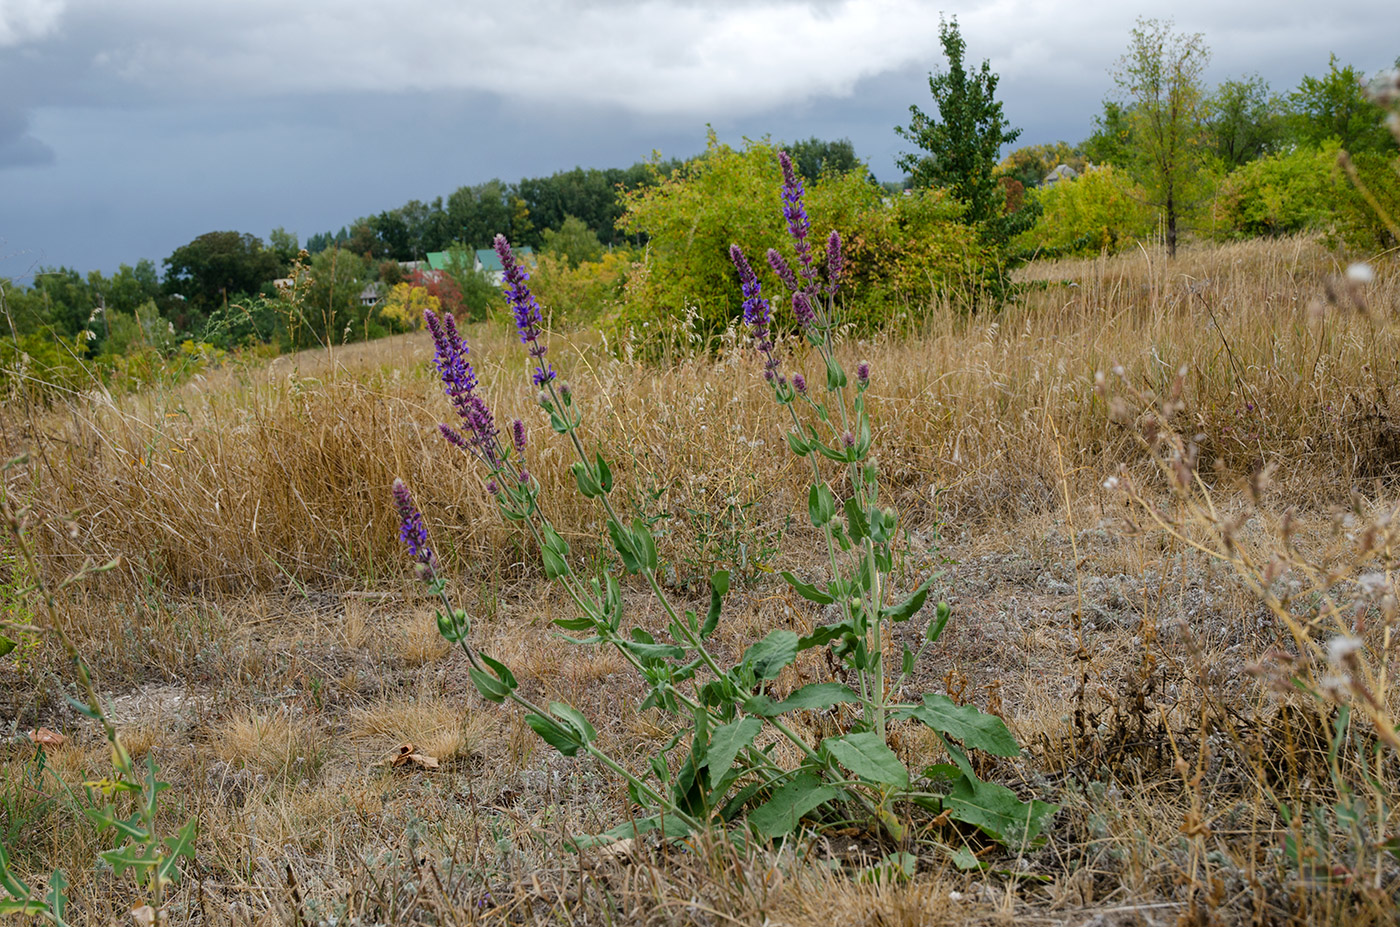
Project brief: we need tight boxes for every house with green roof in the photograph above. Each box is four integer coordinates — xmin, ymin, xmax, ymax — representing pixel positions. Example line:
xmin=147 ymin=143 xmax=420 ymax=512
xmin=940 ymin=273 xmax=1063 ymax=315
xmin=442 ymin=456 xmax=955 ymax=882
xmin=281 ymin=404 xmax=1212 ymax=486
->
xmin=425 ymin=247 xmax=535 ymax=286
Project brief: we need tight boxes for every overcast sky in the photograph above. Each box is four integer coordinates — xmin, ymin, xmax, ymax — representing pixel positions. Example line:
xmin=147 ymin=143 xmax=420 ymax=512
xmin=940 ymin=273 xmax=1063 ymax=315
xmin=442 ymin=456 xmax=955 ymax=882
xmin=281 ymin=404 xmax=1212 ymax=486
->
xmin=1 ymin=0 xmax=1394 ymax=280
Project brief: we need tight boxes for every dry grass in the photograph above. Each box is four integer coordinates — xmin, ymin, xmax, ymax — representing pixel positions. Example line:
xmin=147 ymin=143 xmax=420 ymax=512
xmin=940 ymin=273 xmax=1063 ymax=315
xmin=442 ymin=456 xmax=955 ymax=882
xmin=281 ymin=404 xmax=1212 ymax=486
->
xmin=2 ymin=236 xmax=1399 ymax=923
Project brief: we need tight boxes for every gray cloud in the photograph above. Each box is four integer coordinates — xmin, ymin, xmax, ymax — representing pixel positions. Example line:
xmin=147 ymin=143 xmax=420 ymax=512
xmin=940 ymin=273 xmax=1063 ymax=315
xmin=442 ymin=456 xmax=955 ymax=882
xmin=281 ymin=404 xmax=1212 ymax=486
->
xmin=2 ymin=0 xmax=1396 ymax=275
xmin=0 ymin=108 xmax=54 ymax=167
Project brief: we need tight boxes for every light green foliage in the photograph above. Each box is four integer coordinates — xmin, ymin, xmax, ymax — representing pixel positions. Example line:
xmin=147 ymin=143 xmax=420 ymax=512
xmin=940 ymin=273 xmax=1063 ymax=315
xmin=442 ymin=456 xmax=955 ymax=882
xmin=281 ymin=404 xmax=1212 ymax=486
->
xmin=838 ymin=188 xmax=996 ymax=321
xmin=1110 ymin=18 xmax=1213 ymax=257
xmin=530 ymin=249 xmax=636 ymax=327
xmin=1015 ymin=165 xmax=1154 ymax=256
xmin=1332 ymin=148 xmax=1400 ymax=253
xmin=1289 ymin=55 xmax=1397 ymax=155
xmin=540 ymin=215 xmax=605 ymax=268
xmin=1209 ymin=144 xmax=1340 ymax=239
xmin=614 ymin=133 xmax=881 ymax=345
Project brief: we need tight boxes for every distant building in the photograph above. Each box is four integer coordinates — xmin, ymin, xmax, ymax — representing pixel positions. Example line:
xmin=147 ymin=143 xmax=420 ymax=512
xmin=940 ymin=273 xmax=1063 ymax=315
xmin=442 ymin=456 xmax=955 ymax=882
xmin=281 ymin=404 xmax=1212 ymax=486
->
xmin=1042 ymin=164 xmax=1080 ymax=186
xmin=359 ymin=282 xmax=383 ymax=307
xmin=425 ymin=247 xmax=535 ymax=286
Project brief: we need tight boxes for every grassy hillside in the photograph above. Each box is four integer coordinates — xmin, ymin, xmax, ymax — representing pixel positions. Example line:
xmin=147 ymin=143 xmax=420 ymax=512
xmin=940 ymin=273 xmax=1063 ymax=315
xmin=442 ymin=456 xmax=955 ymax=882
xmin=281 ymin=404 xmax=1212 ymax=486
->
xmin=2 ymin=236 xmax=1399 ymax=924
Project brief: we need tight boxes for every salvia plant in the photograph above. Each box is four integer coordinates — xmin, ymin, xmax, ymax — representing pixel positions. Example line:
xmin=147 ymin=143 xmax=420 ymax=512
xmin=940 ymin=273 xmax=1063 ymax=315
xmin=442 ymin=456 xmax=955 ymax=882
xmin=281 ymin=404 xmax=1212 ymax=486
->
xmin=393 ymin=153 xmax=1057 ymax=859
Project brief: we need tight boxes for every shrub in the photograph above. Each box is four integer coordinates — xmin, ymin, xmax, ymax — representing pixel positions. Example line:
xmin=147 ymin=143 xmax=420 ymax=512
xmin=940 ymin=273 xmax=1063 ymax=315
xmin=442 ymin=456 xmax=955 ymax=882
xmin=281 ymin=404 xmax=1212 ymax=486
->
xmin=529 ymin=248 xmax=636 ymax=328
xmin=1332 ymin=148 xmax=1400 ymax=253
xmin=613 ymin=132 xmax=996 ymax=352
xmin=1209 ymin=144 xmax=1340 ymax=240
xmin=1014 ymin=165 xmax=1154 ymax=257
xmin=613 ymin=132 xmax=881 ymax=348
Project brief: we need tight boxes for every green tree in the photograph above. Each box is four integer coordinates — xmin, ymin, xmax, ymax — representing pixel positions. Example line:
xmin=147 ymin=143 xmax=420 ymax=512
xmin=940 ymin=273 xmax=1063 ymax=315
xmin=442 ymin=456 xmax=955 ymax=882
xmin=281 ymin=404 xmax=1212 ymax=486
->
xmin=782 ymin=137 xmax=867 ymax=183
xmin=1289 ymin=55 xmax=1396 ymax=154
xmin=1204 ymin=75 xmax=1286 ymax=168
xmin=540 ymin=215 xmax=605 ymax=268
xmin=163 ymin=231 xmax=281 ymax=319
xmin=268 ymin=227 xmax=301 ymax=269
xmin=1110 ymin=18 xmax=1212 ymax=257
xmin=1081 ymin=100 xmax=1136 ymax=167
xmin=896 ymin=16 xmax=1022 ymax=236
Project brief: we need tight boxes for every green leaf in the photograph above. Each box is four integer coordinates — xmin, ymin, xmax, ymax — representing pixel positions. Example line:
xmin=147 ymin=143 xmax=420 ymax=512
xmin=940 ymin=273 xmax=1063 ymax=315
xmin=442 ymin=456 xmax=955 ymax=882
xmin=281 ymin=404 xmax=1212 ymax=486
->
xmin=571 ymin=461 xmax=602 ymax=498
xmin=0 ymin=843 xmax=34 ymax=908
xmin=596 ymin=453 xmax=613 ymax=494
xmin=744 ymin=682 xmax=859 ymax=717
xmin=549 ymin=702 xmax=598 ymax=744
xmin=742 ymin=630 xmax=799 ymax=681
xmin=749 ymin=773 xmax=839 ymax=839
xmin=780 ymin=571 xmax=834 ymax=605
xmin=823 ymin=732 xmax=909 ymax=788
xmin=701 ymin=570 xmax=729 ymax=639
xmin=632 ymin=519 xmax=658 ymax=572
xmin=904 ymin=694 xmax=1019 ymax=756
xmin=946 ymin=774 xmax=1058 ymax=847
xmin=926 ymin=601 xmax=951 ymax=643
xmin=881 ymin=576 xmax=934 ymax=622
xmin=569 ymin=813 xmax=693 ymax=850
xmin=624 ymin=640 xmax=687 ymax=662
xmin=548 ymin=410 xmax=570 ymax=433
xmin=553 ymin=615 xmax=596 ymax=632
xmin=541 ymin=546 xmax=569 ymax=580
xmin=706 ymin=718 xmax=762 ymax=788
xmin=844 ymin=498 xmax=869 ymax=541
xmin=607 ymin=518 xmax=642 ymax=573
xmin=101 ymin=842 xmax=158 ymax=879
xmin=808 ymin=483 xmax=836 ymax=527
xmin=0 ymin=899 xmax=51 ymax=916
xmin=158 ymin=819 xmax=197 ymax=885
xmin=797 ymin=622 xmax=848 ymax=651
xmin=825 ymin=356 xmax=847 ymax=391
xmin=468 ymin=653 xmax=517 ymax=704
xmin=786 ymin=430 xmax=810 ymax=456
xmin=0 ymin=636 xmax=15 ymax=657
xmin=948 ymin=844 xmax=984 ymax=871
xmin=526 ymin=713 xmax=583 ymax=757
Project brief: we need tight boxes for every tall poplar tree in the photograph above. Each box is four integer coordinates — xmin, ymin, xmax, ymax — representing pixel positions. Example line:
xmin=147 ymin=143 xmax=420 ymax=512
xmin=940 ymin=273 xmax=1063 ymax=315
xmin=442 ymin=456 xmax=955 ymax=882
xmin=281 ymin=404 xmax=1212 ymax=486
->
xmin=1111 ymin=18 xmax=1211 ymax=258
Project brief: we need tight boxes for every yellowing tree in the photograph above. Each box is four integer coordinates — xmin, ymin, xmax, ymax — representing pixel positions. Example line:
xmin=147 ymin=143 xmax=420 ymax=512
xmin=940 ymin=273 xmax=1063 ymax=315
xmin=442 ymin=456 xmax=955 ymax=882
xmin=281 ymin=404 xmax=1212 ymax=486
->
xmin=377 ymin=282 xmax=440 ymax=331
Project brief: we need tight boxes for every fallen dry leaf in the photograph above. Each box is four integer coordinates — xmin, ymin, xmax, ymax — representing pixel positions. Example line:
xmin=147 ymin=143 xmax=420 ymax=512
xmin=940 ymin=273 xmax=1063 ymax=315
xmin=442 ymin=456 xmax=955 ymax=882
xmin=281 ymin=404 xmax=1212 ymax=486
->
xmin=28 ymin=727 xmax=69 ymax=752
xmin=389 ymin=742 xmax=439 ymax=770
xmin=130 ymin=904 xmax=157 ymax=926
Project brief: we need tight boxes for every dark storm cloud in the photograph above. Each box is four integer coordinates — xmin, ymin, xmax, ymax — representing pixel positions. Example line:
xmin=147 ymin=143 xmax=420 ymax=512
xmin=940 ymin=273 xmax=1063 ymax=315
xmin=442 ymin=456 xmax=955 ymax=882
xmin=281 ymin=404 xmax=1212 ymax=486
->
xmin=0 ymin=108 xmax=55 ymax=167
xmin=1 ymin=0 xmax=1395 ymax=276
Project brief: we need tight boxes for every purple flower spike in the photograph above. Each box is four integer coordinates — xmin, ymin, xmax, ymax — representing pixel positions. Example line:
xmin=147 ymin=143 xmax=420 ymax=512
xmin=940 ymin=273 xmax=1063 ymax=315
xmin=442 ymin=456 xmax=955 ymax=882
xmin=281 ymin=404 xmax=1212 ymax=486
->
xmin=791 ymin=292 xmax=816 ymax=329
xmin=512 ymin=419 xmax=527 ymax=455
xmin=494 ymin=234 xmax=555 ymax=386
xmin=392 ymin=478 xmax=438 ymax=581
xmin=856 ymin=361 xmax=870 ymax=387
xmin=767 ymin=249 xmax=800 ymax=294
xmin=729 ymin=244 xmax=771 ymax=337
xmin=777 ymin=151 xmax=816 ymax=286
xmin=425 ymin=309 xmax=501 ymax=468
xmin=842 ymin=430 xmax=856 ymax=448
xmin=826 ymin=230 xmax=844 ymax=296
xmin=792 ymin=373 xmax=807 ymax=395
